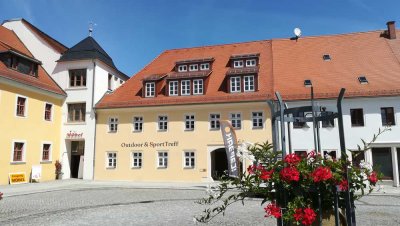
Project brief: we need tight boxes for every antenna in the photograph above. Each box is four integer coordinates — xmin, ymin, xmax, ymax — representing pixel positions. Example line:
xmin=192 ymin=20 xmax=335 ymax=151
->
xmin=88 ymin=22 xmax=97 ymax=37
xmin=294 ymin=28 xmax=302 ymax=38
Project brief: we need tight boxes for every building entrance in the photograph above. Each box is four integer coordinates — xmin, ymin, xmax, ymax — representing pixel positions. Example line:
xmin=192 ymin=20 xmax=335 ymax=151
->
xmin=211 ymin=148 xmax=228 ymax=180
xmin=372 ymin=147 xmax=393 ymax=180
xmin=70 ymin=141 xmax=84 ymax=179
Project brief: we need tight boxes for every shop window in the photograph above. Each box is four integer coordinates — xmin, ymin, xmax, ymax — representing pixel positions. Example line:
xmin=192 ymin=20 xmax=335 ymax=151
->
xmin=184 ymin=151 xmax=195 ymax=168
xmin=132 ymin=152 xmax=142 ymax=168
xmin=133 ymin=116 xmax=143 ymax=132
xmin=381 ymin=107 xmax=395 ymax=126
xmin=158 ymin=152 xmax=168 ymax=168
xmin=69 ymin=69 xmax=86 ymax=87
xmin=108 ymin=117 xmax=118 ymax=132
xmin=106 ymin=152 xmax=117 ymax=168
xmin=185 ymin=114 xmax=195 ymax=131
xmin=252 ymin=112 xmax=263 ymax=129
xmin=210 ymin=114 xmax=220 ymax=130
xmin=67 ymin=103 xmax=86 ymax=122
xmin=230 ymin=113 xmax=241 ymax=129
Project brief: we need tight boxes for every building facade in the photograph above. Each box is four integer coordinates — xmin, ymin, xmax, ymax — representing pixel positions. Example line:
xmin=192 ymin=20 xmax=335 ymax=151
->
xmin=94 ymin=41 xmax=273 ymax=182
xmin=0 ymin=25 xmax=66 ymax=185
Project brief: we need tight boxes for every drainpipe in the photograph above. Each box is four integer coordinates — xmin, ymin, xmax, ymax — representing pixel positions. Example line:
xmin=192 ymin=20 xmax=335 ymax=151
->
xmin=91 ymin=60 xmax=96 ymax=180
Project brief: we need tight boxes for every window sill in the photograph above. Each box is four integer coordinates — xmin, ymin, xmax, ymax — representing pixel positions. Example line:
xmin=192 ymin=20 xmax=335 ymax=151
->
xmin=65 ymin=87 xmax=88 ymax=91
xmin=184 ymin=129 xmax=194 ymax=132
xmin=132 ymin=130 xmax=143 ymax=133
xmin=252 ymin=127 xmax=264 ymax=130
xmin=157 ymin=167 xmax=167 ymax=169
xmin=40 ymin=161 xmax=52 ymax=164
xmin=209 ymin=128 xmax=220 ymax=131
xmin=10 ymin=161 xmax=26 ymax=165
xmin=351 ymin=125 xmax=365 ymax=127
xmin=106 ymin=167 xmax=116 ymax=170
xmin=157 ymin=130 xmax=168 ymax=132
xmin=184 ymin=167 xmax=195 ymax=170
xmin=108 ymin=131 xmax=118 ymax=134
xmin=131 ymin=167 xmax=142 ymax=169
xmin=65 ymin=122 xmax=86 ymax=125
xmin=15 ymin=115 xmax=27 ymax=118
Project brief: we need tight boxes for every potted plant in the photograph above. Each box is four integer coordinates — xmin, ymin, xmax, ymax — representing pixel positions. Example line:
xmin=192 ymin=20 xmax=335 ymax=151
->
xmin=55 ymin=160 xmax=63 ymax=180
xmin=195 ymin=141 xmax=381 ymax=226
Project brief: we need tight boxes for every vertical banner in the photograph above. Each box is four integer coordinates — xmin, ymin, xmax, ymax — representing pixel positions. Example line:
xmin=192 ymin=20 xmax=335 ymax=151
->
xmin=220 ymin=120 xmax=239 ymax=178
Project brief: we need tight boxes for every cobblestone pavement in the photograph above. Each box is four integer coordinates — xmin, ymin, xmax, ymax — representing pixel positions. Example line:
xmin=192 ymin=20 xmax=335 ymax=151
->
xmin=0 ymin=184 xmax=399 ymax=226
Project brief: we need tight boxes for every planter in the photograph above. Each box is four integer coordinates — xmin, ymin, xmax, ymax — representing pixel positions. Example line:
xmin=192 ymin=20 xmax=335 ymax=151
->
xmin=55 ymin=173 xmax=63 ymax=180
xmin=312 ymin=210 xmax=347 ymax=226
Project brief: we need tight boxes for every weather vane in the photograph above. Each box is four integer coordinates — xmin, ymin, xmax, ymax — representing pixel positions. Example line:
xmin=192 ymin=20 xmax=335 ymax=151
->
xmin=88 ymin=22 xmax=97 ymax=37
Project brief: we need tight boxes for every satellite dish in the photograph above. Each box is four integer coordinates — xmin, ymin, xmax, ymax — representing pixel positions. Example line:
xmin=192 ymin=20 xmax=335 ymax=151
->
xmin=294 ymin=28 xmax=302 ymax=37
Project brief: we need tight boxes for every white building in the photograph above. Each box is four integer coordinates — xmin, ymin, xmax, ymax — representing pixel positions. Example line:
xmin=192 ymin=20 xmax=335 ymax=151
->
xmin=3 ymin=19 xmax=129 ymax=180
xmin=272 ymin=21 xmax=400 ymax=187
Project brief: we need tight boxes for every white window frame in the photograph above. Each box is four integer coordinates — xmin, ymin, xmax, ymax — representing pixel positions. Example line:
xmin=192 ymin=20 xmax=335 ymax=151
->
xmin=158 ymin=115 xmax=168 ymax=131
xmin=184 ymin=114 xmax=195 ymax=131
xmin=131 ymin=151 xmax=143 ymax=168
xmin=133 ymin=116 xmax=143 ymax=132
xmin=106 ymin=152 xmax=117 ymax=169
xmin=200 ymin=63 xmax=210 ymax=70
xmin=230 ymin=76 xmax=241 ymax=93
xmin=189 ymin=64 xmax=198 ymax=71
xmin=246 ymin=59 xmax=256 ymax=67
xmin=40 ymin=141 xmax=53 ymax=162
xmin=145 ymin=82 xmax=155 ymax=97
xmin=157 ymin=151 xmax=168 ymax=168
xmin=169 ymin=81 xmax=178 ymax=96
xmin=183 ymin=151 xmax=196 ymax=169
xmin=15 ymin=95 xmax=28 ymax=118
xmin=244 ymin=75 xmax=255 ymax=92
xmin=209 ymin=113 xmax=221 ymax=130
xmin=108 ymin=117 xmax=118 ymax=133
xmin=193 ymin=79 xmax=203 ymax=95
xmin=252 ymin=111 xmax=264 ymax=129
xmin=229 ymin=112 xmax=242 ymax=129
xmin=233 ymin=60 xmax=244 ymax=68
xmin=181 ymin=80 xmax=191 ymax=96
xmin=178 ymin=65 xmax=187 ymax=72
xmin=44 ymin=102 xmax=53 ymax=122
xmin=11 ymin=140 xmax=26 ymax=163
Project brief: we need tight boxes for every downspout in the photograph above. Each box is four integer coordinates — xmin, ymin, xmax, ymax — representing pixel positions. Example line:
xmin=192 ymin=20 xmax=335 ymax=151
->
xmin=91 ymin=59 xmax=96 ymax=180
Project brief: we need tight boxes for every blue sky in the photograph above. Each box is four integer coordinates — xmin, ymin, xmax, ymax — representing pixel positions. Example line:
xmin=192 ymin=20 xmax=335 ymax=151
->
xmin=1 ymin=0 xmax=400 ymax=76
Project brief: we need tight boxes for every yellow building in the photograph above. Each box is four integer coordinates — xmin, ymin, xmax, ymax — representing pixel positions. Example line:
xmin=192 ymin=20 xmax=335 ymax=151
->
xmin=0 ymin=26 xmax=66 ymax=185
xmin=94 ymin=41 xmax=273 ymax=182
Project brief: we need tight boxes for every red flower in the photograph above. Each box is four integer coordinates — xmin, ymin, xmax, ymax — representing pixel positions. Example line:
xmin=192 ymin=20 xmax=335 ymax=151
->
xmin=368 ymin=171 xmax=378 ymax=184
xmin=264 ymin=202 xmax=281 ymax=218
xmin=280 ymin=167 xmax=300 ymax=182
xmin=293 ymin=208 xmax=303 ymax=221
xmin=312 ymin=166 xmax=332 ymax=182
xmin=302 ymin=208 xmax=317 ymax=226
xmin=260 ymin=169 xmax=274 ymax=181
xmin=307 ymin=150 xmax=316 ymax=159
xmin=284 ymin=153 xmax=301 ymax=165
xmin=338 ymin=179 xmax=349 ymax=191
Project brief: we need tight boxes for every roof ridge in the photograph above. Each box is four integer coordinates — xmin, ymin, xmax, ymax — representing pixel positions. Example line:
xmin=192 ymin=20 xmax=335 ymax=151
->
xmin=165 ymin=39 xmax=271 ymax=52
xmin=272 ymin=29 xmax=385 ymax=41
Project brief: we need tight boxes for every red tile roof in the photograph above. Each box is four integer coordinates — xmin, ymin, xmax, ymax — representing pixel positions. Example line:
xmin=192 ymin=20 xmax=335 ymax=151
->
xmin=0 ymin=26 xmax=66 ymax=96
xmin=96 ymin=40 xmax=273 ymax=108
xmin=96 ymin=27 xmax=400 ymax=109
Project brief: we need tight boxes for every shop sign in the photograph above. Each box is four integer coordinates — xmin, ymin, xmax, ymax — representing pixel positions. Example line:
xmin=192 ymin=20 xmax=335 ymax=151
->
xmin=121 ymin=141 xmax=179 ymax=148
xmin=220 ymin=120 xmax=239 ymax=178
xmin=9 ymin=172 xmax=27 ymax=184
xmin=66 ymin=131 xmax=83 ymax=139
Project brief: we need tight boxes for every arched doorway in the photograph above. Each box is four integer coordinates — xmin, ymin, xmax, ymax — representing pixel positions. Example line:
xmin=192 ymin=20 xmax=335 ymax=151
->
xmin=211 ymin=148 xmax=228 ymax=180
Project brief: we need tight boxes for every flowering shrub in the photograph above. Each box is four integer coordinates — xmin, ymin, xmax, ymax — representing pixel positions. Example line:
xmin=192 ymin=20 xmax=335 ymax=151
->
xmin=196 ymin=140 xmax=382 ymax=225
xmin=55 ymin=160 xmax=62 ymax=174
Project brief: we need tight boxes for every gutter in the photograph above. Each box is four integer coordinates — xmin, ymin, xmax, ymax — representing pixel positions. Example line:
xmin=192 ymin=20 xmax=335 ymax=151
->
xmin=91 ymin=59 xmax=97 ymax=180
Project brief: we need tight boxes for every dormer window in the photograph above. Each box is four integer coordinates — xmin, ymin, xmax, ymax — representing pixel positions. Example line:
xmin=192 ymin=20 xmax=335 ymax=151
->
xmin=0 ymin=53 xmax=39 ymax=76
xmin=246 ymin=59 xmax=256 ymax=67
xmin=181 ymin=80 xmax=191 ymax=95
xmin=169 ymin=81 xmax=178 ymax=96
xmin=323 ymin=54 xmax=331 ymax=61
xmin=193 ymin=79 xmax=203 ymax=95
xmin=200 ymin=63 xmax=210 ymax=70
xmin=189 ymin=64 xmax=198 ymax=71
xmin=244 ymin=75 xmax=255 ymax=91
xmin=230 ymin=76 xmax=241 ymax=92
xmin=234 ymin=60 xmax=244 ymax=68
xmin=145 ymin=82 xmax=155 ymax=97
xmin=178 ymin=65 xmax=187 ymax=72
xmin=358 ymin=76 xmax=368 ymax=84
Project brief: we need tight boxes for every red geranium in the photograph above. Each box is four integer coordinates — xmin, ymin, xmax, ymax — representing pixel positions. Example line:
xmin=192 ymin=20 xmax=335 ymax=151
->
xmin=312 ymin=166 xmax=332 ymax=182
xmin=302 ymin=208 xmax=317 ymax=225
xmin=338 ymin=179 xmax=349 ymax=191
xmin=264 ymin=202 xmax=281 ymax=218
xmin=247 ymin=164 xmax=264 ymax=174
xmin=280 ymin=167 xmax=300 ymax=182
xmin=307 ymin=150 xmax=316 ymax=159
xmin=368 ymin=171 xmax=378 ymax=184
xmin=284 ymin=153 xmax=301 ymax=166
xmin=260 ymin=169 xmax=274 ymax=181
xmin=293 ymin=208 xmax=303 ymax=221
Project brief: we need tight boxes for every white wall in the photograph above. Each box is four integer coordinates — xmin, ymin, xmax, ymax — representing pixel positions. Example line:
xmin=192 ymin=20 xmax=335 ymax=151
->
xmin=3 ymin=20 xmax=62 ymax=75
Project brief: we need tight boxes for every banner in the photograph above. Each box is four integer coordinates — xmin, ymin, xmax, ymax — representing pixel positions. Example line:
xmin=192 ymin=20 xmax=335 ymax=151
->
xmin=220 ymin=120 xmax=239 ymax=177
xmin=9 ymin=172 xmax=27 ymax=185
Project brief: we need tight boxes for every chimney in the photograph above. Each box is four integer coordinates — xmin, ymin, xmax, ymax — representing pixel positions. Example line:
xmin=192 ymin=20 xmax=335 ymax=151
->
xmin=387 ymin=21 xmax=396 ymax=39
